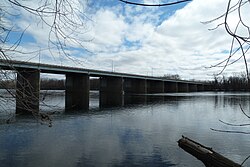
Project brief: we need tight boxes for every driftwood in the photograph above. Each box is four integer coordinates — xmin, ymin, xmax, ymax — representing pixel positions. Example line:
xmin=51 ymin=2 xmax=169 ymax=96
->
xmin=178 ymin=136 xmax=241 ymax=167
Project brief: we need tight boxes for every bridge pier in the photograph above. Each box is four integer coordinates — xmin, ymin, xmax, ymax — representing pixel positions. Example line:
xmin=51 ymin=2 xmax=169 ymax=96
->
xmin=124 ymin=78 xmax=147 ymax=105
xmin=197 ymin=84 xmax=204 ymax=91
xmin=164 ymin=81 xmax=178 ymax=93
xmin=204 ymin=84 xmax=212 ymax=91
xmin=16 ymin=69 xmax=40 ymax=114
xmin=178 ymin=83 xmax=189 ymax=92
xmin=65 ymin=73 xmax=89 ymax=111
xmin=147 ymin=80 xmax=164 ymax=102
xmin=100 ymin=76 xmax=124 ymax=108
xmin=189 ymin=84 xmax=198 ymax=92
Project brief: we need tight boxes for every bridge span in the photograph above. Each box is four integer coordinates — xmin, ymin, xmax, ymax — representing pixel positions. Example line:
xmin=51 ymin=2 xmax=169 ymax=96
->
xmin=0 ymin=59 xmax=211 ymax=114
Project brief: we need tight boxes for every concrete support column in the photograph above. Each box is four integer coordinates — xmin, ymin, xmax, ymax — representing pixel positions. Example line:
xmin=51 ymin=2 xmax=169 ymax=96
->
xmin=147 ymin=80 xmax=164 ymax=93
xmin=100 ymin=76 xmax=124 ymax=108
xmin=164 ymin=81 xmax=178 ymax=93
xmin=124 ymin=78 xmax=147 ymax=105
xmin=16 ymin=69 xmax=40 ymax=114
xmin=178 ymin=83 xmax=189 ymax=92
xmin=204 ymin=84 xmax=212 ymax=91
xmin=197 ymin=84 xmax=204 ymax=92
xmin=65 ymin=73 xmax=89 ymax=111
xmin=189 ymin=84 xmax=198 ymax=92
xmin=147 ymin=80 xmax=164 ymax=102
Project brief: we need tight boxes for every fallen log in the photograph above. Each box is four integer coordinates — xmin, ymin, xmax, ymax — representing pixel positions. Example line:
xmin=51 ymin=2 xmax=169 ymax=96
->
xmin=178 ymin=136 xmax=241 ymax=167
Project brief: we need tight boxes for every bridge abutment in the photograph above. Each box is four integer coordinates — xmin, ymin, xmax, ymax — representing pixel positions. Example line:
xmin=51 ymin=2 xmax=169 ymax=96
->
xmin=65 ymin=73 xmax=89 ymax=111
xmin=16 ymin=69 xmax=40 ymax=114
xmin=100 ymin=76 xmax=124 ymax=108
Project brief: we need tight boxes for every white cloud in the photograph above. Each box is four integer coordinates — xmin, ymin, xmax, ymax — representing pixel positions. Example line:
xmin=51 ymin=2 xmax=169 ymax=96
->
xmin=86 ymin=9 xmax=128 ymax=52
xmin=5 ymin=0 xmax=250 ymax=80
xmin=100 ymin=0 xmax=249 ymax=80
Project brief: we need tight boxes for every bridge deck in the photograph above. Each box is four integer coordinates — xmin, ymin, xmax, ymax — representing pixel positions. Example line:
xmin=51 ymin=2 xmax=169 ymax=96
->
xmin=0 ymin=59 xmax=205 ymax=85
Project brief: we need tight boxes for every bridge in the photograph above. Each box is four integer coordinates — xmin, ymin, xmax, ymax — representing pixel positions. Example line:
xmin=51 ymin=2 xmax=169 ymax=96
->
xmin=0 ymin=59 xmax=211 ymax=114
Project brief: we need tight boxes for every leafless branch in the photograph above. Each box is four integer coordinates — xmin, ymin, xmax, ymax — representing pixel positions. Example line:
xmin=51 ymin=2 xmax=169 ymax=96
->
xmin=119 ymin=0 xmax=192 ymax=7
xmin=241 ymin=154 xmax=250 ymax=166
xmin=204 ymin=0 xmax=250 ymax=79
xmin=239 ymin=104 xmax=250 ymax=118
xmin=0 ymin=0 xmax=90 ymax=124
xmin=219 ymin=119 xmax=250 ymax=127
xmin=211 ymin=128 xmax=250 ymax=134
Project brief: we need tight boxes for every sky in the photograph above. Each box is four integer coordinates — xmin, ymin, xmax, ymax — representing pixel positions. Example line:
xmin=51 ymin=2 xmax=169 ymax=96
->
xmin=3 ymin=0 xmax=250 ymax=80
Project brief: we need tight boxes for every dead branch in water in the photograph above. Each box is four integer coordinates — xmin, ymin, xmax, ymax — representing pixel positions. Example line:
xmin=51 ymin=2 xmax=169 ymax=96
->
xmin=178 ymin=136 xmax=241 ymax=167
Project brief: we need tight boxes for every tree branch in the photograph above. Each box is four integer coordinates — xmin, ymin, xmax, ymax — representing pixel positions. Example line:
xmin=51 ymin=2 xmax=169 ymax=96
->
xmin=119 ymin=0 xmax=192 ymax=7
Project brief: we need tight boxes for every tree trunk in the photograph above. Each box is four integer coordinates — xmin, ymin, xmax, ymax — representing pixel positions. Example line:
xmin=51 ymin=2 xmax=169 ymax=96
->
xmin=178 ymin=136 xmax=241 ymax=167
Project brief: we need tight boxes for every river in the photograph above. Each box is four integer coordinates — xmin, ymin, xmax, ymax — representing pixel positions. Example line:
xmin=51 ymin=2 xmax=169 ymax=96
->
xmin=1 ymin=91 xmax=250 ymax=166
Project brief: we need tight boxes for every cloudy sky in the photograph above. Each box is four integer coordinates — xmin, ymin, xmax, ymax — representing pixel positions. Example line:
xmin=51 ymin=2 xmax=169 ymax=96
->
xmin=4 ymin=0 xmax=250 ymax=80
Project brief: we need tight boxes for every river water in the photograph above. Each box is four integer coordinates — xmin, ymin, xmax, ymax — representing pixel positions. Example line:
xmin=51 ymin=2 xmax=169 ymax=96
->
xmin=1 ymin=91 xmax=250 ymax=167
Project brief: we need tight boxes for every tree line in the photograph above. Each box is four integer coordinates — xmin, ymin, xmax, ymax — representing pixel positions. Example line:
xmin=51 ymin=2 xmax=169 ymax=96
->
xmin=0 ymin=78 xmax=65 ymax=90
xmin=0 ymin=78 xmax=100 ymax=90
xmin=211 ymin=73 xmax=250 ymax=91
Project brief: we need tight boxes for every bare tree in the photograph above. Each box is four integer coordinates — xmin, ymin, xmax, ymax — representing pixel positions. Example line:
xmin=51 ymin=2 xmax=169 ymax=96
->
xmin=1 ymin=0 xmax=91 ymax=60
xmin=203 ymin=0 xmax=250 ymax=80
xmin=203 ymin=1 xmax=250 ymax=165
xmin=0 ymin=0 xmax=90 ymax=124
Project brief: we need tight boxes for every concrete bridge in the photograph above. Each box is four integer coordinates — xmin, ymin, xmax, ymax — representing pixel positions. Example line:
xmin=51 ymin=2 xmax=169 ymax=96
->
xmin=0 ymin=59 xmax=212 ymax=114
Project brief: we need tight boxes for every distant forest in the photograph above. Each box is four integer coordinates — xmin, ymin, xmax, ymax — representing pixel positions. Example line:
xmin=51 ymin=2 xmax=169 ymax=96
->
xmin=210 ymin=73 xmax=250 ymax=91
xmin=0 ymin=78 xmax=100 ymax=90
xmin=0 ymin=78 xmax=65 ymax=90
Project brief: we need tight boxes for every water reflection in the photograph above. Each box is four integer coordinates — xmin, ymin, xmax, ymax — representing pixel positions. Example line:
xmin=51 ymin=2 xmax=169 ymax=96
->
xmin=1 ymin=92 xmax=250 ymax=166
